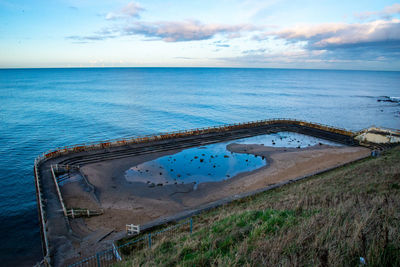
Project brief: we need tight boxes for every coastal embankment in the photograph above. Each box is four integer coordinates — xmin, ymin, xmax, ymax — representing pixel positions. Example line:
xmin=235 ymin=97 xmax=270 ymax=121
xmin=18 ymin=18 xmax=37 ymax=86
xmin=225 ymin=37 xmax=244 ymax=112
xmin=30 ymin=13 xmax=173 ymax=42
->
xmin=34 ymin=119 xmax=398 ymax=266
xmin=116 ymin=145 xmax=400 ymax=266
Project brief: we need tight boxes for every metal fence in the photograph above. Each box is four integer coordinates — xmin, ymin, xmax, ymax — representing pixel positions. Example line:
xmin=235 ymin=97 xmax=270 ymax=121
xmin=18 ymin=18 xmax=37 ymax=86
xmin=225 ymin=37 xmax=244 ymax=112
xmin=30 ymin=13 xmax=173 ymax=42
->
xmin=68 ymin=218 xmax=193 ymax=267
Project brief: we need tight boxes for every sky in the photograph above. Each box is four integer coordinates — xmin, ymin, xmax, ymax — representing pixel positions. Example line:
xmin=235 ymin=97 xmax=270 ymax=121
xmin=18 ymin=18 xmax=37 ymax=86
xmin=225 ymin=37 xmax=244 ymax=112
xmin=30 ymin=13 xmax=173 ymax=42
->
xmin=0 ymin=0 xmax=399 ymax=70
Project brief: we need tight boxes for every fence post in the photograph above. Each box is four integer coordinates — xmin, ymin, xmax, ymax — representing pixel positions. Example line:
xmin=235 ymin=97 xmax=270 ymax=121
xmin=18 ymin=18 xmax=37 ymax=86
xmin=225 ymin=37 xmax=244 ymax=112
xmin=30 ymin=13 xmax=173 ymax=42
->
xmin=96 ymin=252 xmax=101 ymax=267
xmin=190 ymin=218 xmax=193 ymax=234
xmin=148 ymin=233 xmax=152 ymax=249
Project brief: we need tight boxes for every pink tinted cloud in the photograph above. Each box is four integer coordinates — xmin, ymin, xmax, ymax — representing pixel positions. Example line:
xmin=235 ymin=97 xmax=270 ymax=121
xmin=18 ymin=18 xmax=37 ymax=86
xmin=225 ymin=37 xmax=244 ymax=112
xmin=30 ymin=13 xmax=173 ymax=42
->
xmin=106 ymin=2 xmax=144 ymax=20
xmin=355 ymin=3 xmax=400 ymax=20
xmin=268 ymin=19 xmax=400 ymax=49
xmin=124 ymin=20 xmax=257 ymax=42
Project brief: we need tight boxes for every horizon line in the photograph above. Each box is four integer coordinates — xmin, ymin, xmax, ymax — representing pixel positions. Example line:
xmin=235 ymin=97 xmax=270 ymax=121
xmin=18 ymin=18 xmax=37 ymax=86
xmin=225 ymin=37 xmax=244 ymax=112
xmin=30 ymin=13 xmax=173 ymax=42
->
xmin=1 ymin=66 xmax=399 ymax=72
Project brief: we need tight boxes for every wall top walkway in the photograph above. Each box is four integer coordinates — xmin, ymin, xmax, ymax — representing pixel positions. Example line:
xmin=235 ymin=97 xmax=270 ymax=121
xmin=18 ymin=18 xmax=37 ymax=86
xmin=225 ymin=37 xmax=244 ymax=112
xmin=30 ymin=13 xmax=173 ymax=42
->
xmin=35 ymin=118 xmax=355 ymax=165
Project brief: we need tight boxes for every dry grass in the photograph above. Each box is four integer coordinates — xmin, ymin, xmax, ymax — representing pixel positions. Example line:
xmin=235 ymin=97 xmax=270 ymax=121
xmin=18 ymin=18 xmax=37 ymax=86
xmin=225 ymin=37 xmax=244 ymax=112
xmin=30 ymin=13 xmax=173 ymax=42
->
xmin=115 ymin=146 xmax=400 ymax=266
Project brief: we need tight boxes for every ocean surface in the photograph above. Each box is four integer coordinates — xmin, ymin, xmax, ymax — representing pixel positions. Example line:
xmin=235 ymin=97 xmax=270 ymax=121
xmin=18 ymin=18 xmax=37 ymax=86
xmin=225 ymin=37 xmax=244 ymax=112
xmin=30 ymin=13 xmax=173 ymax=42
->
xmin=0 ymin=68 xmax=399 ymax=266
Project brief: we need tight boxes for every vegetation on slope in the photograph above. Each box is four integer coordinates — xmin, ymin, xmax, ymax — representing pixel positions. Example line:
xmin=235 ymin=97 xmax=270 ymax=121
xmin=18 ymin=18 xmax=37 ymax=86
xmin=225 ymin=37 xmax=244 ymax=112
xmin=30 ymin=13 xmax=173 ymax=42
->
xmin=116 ymin=146 xmax=400 ymax=266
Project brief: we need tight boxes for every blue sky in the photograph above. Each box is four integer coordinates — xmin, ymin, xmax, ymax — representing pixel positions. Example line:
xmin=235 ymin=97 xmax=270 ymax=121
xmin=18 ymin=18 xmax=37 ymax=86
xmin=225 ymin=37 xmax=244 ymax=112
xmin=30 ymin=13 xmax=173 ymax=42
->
xmin=0 ymin=0 xmax=399 ymax=70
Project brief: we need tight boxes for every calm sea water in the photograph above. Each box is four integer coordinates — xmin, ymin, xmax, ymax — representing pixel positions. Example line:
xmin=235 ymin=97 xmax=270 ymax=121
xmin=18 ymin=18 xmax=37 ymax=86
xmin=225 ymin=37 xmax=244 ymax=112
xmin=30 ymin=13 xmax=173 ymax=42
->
xmin=0 ymin=68 xmax=399 ymax=265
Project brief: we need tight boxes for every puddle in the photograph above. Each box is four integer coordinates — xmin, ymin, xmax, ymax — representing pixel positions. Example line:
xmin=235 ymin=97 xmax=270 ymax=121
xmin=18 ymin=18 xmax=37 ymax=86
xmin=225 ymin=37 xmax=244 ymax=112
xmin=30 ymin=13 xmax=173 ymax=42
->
xmin=125 ymin=132 xmax=341 ymax=187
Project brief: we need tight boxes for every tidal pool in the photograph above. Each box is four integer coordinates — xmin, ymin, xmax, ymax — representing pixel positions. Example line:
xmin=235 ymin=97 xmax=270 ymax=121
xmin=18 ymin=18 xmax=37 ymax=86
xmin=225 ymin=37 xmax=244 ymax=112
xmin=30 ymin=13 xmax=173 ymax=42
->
xmin=125 ymin=132 xmax=341 ymax=186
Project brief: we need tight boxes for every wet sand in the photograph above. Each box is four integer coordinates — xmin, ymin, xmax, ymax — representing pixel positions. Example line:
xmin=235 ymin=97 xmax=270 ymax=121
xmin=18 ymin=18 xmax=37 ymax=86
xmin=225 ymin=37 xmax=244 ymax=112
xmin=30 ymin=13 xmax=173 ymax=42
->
xmin=63 ymin=144 xmax=370 ymax=233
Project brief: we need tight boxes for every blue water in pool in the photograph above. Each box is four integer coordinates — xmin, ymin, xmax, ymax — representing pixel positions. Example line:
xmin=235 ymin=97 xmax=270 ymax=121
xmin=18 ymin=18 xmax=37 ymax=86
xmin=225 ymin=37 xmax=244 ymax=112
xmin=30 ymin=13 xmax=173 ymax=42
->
xmin=0 ymin=68 xmax=399 ymax=265
xmin=125 ymin=132 xmax=342 ymax=187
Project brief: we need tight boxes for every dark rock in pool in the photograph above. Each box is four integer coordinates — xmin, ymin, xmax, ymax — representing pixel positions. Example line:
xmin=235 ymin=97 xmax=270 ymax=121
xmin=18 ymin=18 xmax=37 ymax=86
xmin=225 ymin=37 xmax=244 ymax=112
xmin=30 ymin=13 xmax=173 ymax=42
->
xmin=377 ymin=96 xmax=400 ymax=103
xmin=226 ymin=174 xmax=230 ymax=177
xmin=200 ymin=159 xmax=204 ymax=162
xmin=170 ymin=169 xmax=173 ymax=171
xmin=224 ymin=155 xmax=229 ymax=158
xmin=194 ymin=156 xmax=198 ymax=159
xmin=146 ymin=181 xmax=150 ymax=184
xmin=159 ymin=172 xmax=162 ymax=175
xmin=149 ymin=183 xmax=155 ymax=188
xmin=157 ymin=183 xmax=163 ymax=186
xmin=202 ymin=154 xmax=205 ymax=156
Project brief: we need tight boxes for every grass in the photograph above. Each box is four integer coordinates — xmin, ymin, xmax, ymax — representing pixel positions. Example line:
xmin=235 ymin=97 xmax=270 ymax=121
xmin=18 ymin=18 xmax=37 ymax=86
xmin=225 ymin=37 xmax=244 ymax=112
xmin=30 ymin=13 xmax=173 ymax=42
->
xmin=115 ymin=146 xmax=400 ymax=266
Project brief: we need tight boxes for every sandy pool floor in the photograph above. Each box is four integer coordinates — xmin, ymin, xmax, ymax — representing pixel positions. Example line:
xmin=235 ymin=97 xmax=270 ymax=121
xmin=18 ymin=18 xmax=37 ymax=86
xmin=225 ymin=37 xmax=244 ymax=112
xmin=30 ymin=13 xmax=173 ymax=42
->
xmin=61 ymin=143 xmax=370 ymax=235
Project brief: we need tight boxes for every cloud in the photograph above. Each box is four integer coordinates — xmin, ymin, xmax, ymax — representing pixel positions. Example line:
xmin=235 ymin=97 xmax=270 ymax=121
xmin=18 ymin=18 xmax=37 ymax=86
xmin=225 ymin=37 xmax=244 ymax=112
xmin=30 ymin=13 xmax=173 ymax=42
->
xmin=355 ymin=3 xmax=400 ymax=20
xmin=67 ymin=20 xmax=256 ymax=43
xmin=235 ymin=17 xmax=400 ymax=69
xmin=106 ymin=2 xmax=144 ymax=20
xmin=242 ymin=48 xmax=267 ymax=54
xmin=260 ymin=19 xmax=400 ymax=52
xmin=66 ymin=29 xmax=117 ymax=41
xmin=123 ymin=20 xmax=256 ymax=42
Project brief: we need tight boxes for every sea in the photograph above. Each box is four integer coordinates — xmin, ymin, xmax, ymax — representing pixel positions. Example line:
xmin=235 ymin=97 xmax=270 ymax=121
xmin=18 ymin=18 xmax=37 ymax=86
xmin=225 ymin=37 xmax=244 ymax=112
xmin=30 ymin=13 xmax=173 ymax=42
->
xmin=0 ymin=68 xmax=399 ymax=266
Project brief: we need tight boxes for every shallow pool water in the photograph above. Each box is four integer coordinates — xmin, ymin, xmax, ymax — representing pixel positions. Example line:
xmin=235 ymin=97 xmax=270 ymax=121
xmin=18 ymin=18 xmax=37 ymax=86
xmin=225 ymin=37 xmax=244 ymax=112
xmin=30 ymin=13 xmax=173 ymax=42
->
xmin=125 ymin=132 xmax=341 ymax=186
xmin=234 ymin=131 xmax=342 ymax=148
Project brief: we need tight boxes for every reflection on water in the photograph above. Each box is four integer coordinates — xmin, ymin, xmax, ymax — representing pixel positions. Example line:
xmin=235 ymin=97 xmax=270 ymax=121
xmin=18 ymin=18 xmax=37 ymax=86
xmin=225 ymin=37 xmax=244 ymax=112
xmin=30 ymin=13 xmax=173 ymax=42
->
xmin=125 ymin=132 xmax=341 ymax=186
xmin=234 ymin=131 xmax=342 ymax=148
xmin=126 ymin=142 xmax=265 ymax=186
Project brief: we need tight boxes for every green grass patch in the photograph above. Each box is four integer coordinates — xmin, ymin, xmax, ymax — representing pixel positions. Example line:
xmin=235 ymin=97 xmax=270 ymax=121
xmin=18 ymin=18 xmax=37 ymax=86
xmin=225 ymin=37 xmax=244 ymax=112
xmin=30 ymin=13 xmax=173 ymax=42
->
xmin=114 ymin=146 xmax=400 ymax=266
